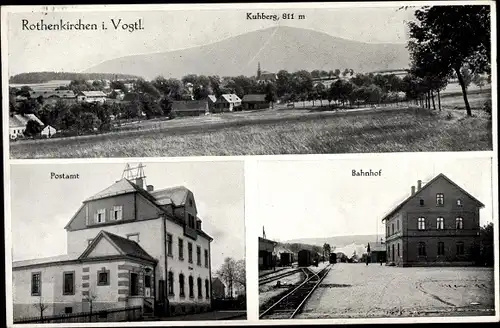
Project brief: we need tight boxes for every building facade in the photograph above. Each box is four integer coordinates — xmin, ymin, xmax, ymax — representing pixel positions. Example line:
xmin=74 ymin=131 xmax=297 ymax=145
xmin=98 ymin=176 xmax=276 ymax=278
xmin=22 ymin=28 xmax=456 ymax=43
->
xmin=383 ymin=173 xmax=484 ymax=267
xmin=258 ymin=237 xmax=277 ymax=270
xmin=214 ymin=94 xmax=242 ymax=112
xmin=77 ymin=91 xmax=107 ymax=104
xmin=12 ymin=176 xmax=213 ymax=320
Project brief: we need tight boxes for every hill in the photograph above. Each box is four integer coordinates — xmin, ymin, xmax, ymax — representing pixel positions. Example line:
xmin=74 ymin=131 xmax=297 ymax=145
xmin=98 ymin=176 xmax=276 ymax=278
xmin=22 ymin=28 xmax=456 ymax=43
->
xmin=84 ymin=26 xmax=410 ymax=79
xmin=9 ymin=72 xmax=140 ymax=84
xmin=283 ymin=234 xmax=380 ymax=249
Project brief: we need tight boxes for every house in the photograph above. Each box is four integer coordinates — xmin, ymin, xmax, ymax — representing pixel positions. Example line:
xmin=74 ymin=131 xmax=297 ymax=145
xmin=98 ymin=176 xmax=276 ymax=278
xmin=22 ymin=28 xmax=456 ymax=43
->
xmin=214 ymin=94 xmax=241 ymax=112
xmin=172 ymin=100 xmax=208 ymax=117
xmin=242 ymin=94 xmax=269 ymax=110
xmin=258 ymin=237 xmax=277 ymax=270
xmin=382 ymin=173 xmax=484 ymax=267
xmin=29 ymin=90 xmax=77 ymax=105
xmin=12 ymin=173 xmax=214 ymax=321
xmin=367 ymin=241 xmax=387 ymax=264
xmin=207 ymin=95 xmax=217 ymax=112
xmin=76 ymin=91 xmax=107 ymax=104
xmin=9 ymin=114 xmax=44 ymax=139
xmin=41 ymin=125 xmax=57 ymax=138
xmin=211 ymin=277 xmax=225 ymax=299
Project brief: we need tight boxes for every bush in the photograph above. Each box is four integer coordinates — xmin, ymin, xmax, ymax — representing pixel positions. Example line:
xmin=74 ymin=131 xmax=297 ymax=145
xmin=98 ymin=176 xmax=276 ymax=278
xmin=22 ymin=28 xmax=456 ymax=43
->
xmin=482 ymin=100 xmax=492 ymax=115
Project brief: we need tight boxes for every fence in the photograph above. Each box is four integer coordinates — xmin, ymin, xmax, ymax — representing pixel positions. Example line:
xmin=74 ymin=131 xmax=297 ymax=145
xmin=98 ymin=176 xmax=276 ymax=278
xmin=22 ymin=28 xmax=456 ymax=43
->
xmin=14 ymin=306 xmax=142 ymax=324
xmin=212 ymin=297 xmax=247 ymax=311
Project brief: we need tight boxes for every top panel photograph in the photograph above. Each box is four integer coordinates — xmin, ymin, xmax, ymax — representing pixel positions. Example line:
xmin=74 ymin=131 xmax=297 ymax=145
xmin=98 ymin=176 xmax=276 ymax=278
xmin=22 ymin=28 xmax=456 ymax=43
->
xmin=3 ymin=3 xmax=494 ymax=159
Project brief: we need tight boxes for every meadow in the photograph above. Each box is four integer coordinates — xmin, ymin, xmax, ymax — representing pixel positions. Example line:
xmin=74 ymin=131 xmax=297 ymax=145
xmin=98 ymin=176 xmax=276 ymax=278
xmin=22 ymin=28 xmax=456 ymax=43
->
xmin=10 ymin=102 xmax=492 ymax=158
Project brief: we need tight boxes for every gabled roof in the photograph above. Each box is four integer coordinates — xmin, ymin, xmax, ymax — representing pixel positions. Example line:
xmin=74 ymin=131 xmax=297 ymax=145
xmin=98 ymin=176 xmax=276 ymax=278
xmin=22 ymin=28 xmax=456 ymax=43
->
xmin=79 ymin=230 xmax=156 ymax=263
xmin=150 ymin=186 xmax=189 ymax=206
xmin=84 ymin=178 xmax=137 ymax=202
xmin=208 ymin=95 xmax=217 ymax=103
xmin=218 ymin=94 xmax=241 ymax=103
xmin=9 ymin=114 xmax=44 ymax=128
xmin=13 ymin=254 xmax=76 ymax=269
xmin=30 ymin=90 xmax=76 ymax=99
xmin=79 ymin=91 xmax=107 ymax=97
xmin=259 ymin=237 xmax=278 ymax=246
xmin=242 ymin=94 xmax=267 ymax=102
xmin=381 ymin=173 xmax=485 ymax=222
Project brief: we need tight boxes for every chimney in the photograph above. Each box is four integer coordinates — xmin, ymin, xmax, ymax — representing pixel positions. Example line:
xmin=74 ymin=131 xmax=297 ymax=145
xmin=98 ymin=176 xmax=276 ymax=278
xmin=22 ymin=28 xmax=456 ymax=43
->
xmin=135 ymin=177 xmax=144 ymax=189
xmin=417 ymin=180 xmax=422 ymax=191
xmin=411 ymin=186 xmax=415 ymax=195
xmin=147 ymin=185 xmax=154 ymax=192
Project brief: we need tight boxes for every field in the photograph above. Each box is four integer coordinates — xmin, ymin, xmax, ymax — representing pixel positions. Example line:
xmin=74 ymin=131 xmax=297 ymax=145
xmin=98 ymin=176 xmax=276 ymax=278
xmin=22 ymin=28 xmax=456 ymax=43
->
xmin=10 ymin=93 xmax=492 ymax=158
xmin=298 ymin=263 xmax=495 ymax=318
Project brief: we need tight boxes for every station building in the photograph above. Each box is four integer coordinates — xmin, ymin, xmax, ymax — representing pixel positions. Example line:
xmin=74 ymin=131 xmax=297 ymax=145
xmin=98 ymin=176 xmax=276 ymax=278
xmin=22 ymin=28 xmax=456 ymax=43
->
xmin=12 ymin=174 xmax=213 ymax=320
xmin=382 ymin=173 xmax=483 ymax=267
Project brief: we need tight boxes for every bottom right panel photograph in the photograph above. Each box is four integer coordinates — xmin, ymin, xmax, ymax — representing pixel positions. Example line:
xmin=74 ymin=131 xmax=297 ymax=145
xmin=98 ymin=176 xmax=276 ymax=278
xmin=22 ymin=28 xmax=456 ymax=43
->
xmin=256 ymin=155 xmax=496 ymax=320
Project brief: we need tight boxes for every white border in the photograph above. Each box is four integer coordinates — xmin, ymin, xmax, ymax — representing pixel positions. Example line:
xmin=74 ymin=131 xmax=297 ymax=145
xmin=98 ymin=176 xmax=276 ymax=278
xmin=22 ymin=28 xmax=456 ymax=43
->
xmin=2 ymin=1 xmax=499 ymax=326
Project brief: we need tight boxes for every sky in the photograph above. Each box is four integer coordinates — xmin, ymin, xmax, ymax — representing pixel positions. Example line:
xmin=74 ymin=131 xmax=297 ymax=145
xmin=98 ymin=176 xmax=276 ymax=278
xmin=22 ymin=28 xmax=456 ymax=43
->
xmin=6 ymin=5 xmax=415 ymax=76
xmin=255 ymin=156 xmax=494 ymax=242
xmin=9 ymin=161 xmax=245 ymax=272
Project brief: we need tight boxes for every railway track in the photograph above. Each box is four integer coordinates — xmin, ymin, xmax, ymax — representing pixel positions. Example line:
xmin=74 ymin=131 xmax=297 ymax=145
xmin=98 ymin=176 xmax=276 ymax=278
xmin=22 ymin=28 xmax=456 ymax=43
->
xmin=259 ymin=269 xmax=301 ymax=286
xmin=260 ymin=264 xmax=332 ymax=320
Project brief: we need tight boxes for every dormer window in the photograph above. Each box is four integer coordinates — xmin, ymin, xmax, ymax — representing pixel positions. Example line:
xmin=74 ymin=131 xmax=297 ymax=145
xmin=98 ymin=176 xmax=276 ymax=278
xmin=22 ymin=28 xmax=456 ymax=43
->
xmin=419 ymin=199 xmax=424 ymax=206
xmin=436 ymin=193 xmax=444 ymax=206
xmin=95 ymin=209 xmax=106 ymax=223
xmin=112 ymin=206 xmax=123 ymax=220
xmin=457 ymin=199 xmax=463 ymax=207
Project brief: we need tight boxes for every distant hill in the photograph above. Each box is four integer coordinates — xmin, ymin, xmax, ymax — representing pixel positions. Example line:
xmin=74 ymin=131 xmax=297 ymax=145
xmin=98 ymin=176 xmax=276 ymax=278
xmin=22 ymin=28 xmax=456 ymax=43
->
xmin=283 ymin=234 xmax=380 ymax=249
xmin=9 ymin=72 xmax=140 ymax=84
xmin=84 ymin=26 xmax=410 ymax=79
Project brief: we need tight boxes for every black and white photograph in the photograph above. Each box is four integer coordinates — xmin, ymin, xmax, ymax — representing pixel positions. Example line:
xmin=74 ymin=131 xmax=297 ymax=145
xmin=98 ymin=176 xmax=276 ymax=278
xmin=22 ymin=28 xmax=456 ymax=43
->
xmin=7 ymin=161 xmax=246 ymax=323
xmin=256 ymin=156 xmax=496 ymax=320
xmin=3 ymin=3 xmax=494 ymax=158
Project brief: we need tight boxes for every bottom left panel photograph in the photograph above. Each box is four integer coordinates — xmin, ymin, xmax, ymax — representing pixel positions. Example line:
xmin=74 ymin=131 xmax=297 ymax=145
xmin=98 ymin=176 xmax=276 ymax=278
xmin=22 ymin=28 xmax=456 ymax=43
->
xmin=7 ymin=161 xmax=246 ymax=324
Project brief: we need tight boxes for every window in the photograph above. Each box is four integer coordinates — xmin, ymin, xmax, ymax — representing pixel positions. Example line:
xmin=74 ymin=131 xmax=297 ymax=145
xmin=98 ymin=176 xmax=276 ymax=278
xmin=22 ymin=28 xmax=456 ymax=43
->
xmin=387 ymin=226 xmax=390 ymax=236
xmin=167 ymin=234 xmax=173 ymax=257
xmin=189 ymin=276 xmax=194 ymax=298
xmin=438 ymin=242 xmax=445 ymax=256
xmin=391 ymin=224 xmax=394 ymax=235
xmin=418 ymin=242 xmax=426 ymax=256
xmin=437 ymin=217 xmax=444 ymax=230
xmin=417 ymin=217 xmax=426 ymax=230
xmin=168 ymin=272 xmax=174 ymax=295
xmin=197 ymin=246 xmax=201 ymax=266
xmin=456 ymin=242 xmax=465 ymax=256
xmin=112 ymin=206 xmax=123 ymax=220
xmin=31 ymin=272 xmax=41 ymax=296
xmin=65 ymin=307 xmax=73 ymax=314
xmin=144 ymin=275 xmax=151 ymax=288
xmin=127 ymin=233 xmax=139 ymax=243
xmin=179 ymin=274 xmax=185 ymax=297
xmin=397 ymin=220 xmax=400 ymax=231
xmin=436 ymin=193 xmax=444 ymax=206
xmin=130 ymin=272 xmax=139 ymax=296
xmin=197 ymin=277 xmax=202 ymax=298
xmin=419 ymin=199 xmax=424 ymax=206
xmin=456 ymin=217 xmax=464 ymax=229
xmin=95 ymin=208 xmax=106 ymax=223
xmin=188 ymin=214 xmax=195 ymax=229
xmin=178 ymin=238 xmax=184 ymax=260
xmin=63 ymin=272 xmax=75 ymax=295
xmin=97 ymin=268 xmax=110 ymax=286
xmin=189 ymin=199 xmax=193 ymax=207
xmin=457 ymin=199 xmax=463 ymax=207
xmin=205 ymin=279 xmax=209 ymax=299
xmin=204 ymin=249 xmax=209 ymax=268
xmin=188 ymin=242 xmax=193 ymax=263
xmin=397 ymin=243 xmax=400 ymax=257
xmin=196 ymin=221 xmax=201 ymax=230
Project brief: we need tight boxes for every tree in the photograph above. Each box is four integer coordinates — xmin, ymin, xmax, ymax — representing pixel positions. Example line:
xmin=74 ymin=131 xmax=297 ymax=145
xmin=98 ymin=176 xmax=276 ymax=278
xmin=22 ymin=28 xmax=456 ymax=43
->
xmin=407 ymin=6 xmax=490 ymax=116
xmin=479 ymin=222 xmax=494 ymax=266
xmin=33 ymin=296 xmax=50 ymax=321
xmin=24 ymin=119 xmax=44 ymax=137
xmin=472 ymin=73 xmax=486 ymax=91
xmin=323 ymin=243 xmax=331 ymax=260
xmin=234 ymin=259 xmax=246 ymax=295
xmin=134 ymin=78 xmax=161 ymax=98
xmin=17 ymin=98 xmax=40 ymax=115
xmin=264 ymin=83 xmax=277 ymax=108
xmin=217 ymin=257 xmax=237 ymax=298
xmin=76 ymin=112 xmax=101 ymax=133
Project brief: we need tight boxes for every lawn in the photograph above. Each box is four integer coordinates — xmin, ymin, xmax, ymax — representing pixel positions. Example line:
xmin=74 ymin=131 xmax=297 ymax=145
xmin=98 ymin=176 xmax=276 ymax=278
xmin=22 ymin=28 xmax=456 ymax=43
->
xmin=10 ymin=103 xmax=492 ymax=159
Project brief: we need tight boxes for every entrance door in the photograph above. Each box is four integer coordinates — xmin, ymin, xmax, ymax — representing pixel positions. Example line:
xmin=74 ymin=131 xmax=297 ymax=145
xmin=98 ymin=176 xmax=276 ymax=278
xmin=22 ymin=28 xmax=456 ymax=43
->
xmin=391 ymin=244 xmax=395 ymax=262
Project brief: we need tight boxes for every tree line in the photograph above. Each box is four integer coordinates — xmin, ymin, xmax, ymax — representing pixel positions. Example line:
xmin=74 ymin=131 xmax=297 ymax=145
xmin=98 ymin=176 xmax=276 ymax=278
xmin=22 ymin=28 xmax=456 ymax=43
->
xmin=9 ymin=71 xmax=139 ymax=84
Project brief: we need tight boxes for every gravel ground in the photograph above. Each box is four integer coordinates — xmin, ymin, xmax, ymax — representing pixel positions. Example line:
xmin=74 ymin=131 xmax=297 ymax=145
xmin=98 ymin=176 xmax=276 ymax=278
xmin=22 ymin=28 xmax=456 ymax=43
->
xmin=297 ymin=263 xmax=494 ymax=319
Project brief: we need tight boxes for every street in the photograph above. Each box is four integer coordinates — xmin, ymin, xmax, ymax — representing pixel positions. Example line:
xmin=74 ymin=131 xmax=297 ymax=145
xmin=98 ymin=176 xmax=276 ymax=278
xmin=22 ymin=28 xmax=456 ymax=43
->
xmin=298 ymin=263 xmax=495 ymax=318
